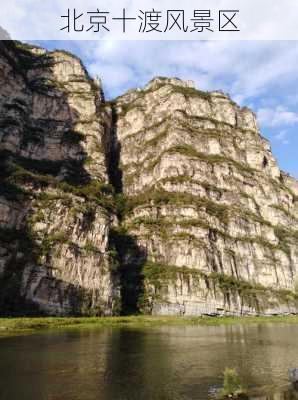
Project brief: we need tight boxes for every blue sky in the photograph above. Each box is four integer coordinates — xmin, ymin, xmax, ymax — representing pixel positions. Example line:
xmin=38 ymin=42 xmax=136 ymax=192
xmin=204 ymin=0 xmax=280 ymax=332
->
xmin=34 ymin=40 xmax=298 ymax=178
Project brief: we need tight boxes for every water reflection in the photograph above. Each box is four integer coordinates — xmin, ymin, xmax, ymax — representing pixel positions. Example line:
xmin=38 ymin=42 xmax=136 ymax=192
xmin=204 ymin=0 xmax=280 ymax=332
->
xmin=251 ymin=387 xmax=298 ymax=400
xmin=0 ymin=323 xmax=297 ymax=400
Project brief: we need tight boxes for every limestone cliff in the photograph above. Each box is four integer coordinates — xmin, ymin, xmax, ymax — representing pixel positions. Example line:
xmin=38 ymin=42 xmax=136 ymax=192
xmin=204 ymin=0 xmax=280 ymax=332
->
xmin=113 ymin=78 xmax=298 ymax=316
xmin=0 ymin=43 xmax=297 ymax=316
xmin=0 ymin=41 xmax=119 ymax=315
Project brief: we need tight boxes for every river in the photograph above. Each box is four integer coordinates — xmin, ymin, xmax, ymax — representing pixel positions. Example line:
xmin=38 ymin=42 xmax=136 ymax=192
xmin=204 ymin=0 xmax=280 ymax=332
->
xmin=0 ymin=323 xmax=297 ymax=399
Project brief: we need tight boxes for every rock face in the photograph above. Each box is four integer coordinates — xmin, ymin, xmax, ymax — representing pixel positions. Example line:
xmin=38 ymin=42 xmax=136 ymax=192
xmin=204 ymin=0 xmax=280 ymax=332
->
xmin=0 ymin=41 xmax=119 ymax=315
xmin=113 ymin=77 xmax=298 ymax=316
xmin=0 ymin=43 xmax=297 ymax=316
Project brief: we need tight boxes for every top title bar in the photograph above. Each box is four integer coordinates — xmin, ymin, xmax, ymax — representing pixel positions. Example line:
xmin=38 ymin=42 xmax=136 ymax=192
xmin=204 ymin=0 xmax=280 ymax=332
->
xmin=1 ymin=0 xmax=298 ymax=40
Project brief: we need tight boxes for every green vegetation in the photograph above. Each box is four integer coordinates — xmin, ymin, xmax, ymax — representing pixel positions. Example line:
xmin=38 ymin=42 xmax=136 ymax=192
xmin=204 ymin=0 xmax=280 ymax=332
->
xmin=170 ymin=84 xmax=212 ymax=100
xmin=21 ymin=126 xmax=45 ymax=147
xmin=0 ymin=227 xmax=35 ymax=251
xmin=82 ymin=240 xmax=101 ymax=254
xmin=0 ymin=150 xmax=116 ymax=212
xmin=269 ymin=177 xmax=296 ymax=199
xmin=125 ymin=189 xmax=230 ymax=224
xmin=108 ymin=227 xmax=145 ymax=314
xmin=115 ymin=193 xmax=128 ymax=219
xmin=127 ymin=216 xmax=183 ymax=238
xmin=7 ymin=41 xmax=55 ymax=73
xmin=58 ymin=180 xmax=116 ymax=212
xmin=270 ymin=204 xmax=296 ymax=220
xmin=1 ymin=315 xmax=298 ymax=338
xmin=2 ymin=103 xmax=26 ymax=122
xmin=0 ymin=182 xmax=28 ymax=201
xmin=123 ymin=188 xmax=273 ymax=238
xmin=176 ymin=108 xmax=232 ymax=129
xmin=50 ymin=49 xmax=94 ymax=84
xmin=0 ymin=154 xmax=40 ymax=199
xmin=273 ymin=225 xmax=298 ymax=258
xmin=157 ymin=176 xmax=225 ymax=196
xmin=274 ymin=225 xmax=298 ymax=242
xmin=138 ymin=262 xmax=297 ymax=313
xmin=143 ymin=80 xmax=212 ymax=101
xmin=166 ymin=145 xmax=255 ymax=174
xmin=28 ymin=77 xmax=59 ymax=95
xmin=219 ymin=368 xmax=247 ymax=399
xmin=143 ymin=127 xmax=170 ymax=148
xmin=124 ymin=144 xmax=256 ymax=180
xmin=122 ymin=111 xmax=236 ymax=144
xmin=2 ymin=153 xmax=62 ymax=186
xmin=0 ymin=225 xmax=41 ymax=316
xmin=115 ymin=80 xmax=213 ymax=117
xmin=38 ymin=231 xmax=70 ymax=260
xmin=6 ymin=161 xmax=55 ymax=187
xmin=150 ymin=231 xmax=204 ymax=247
xmin=120 ymin=103 xmax=146 ymax=116
xmin=126 ymin=211 xmax=293 ymax=261
xmin=141 ymin=262 xmax=203 ymax=288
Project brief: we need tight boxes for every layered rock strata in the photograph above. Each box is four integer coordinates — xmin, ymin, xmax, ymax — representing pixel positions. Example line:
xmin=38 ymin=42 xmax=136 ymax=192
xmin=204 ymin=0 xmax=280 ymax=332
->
xmin=0 ymin=44 xmax=297 ymax=316
xmin=113 ymin=77 xmax=298 ymax=316
xmin=0 ymin=41 xmax=119 ymax=315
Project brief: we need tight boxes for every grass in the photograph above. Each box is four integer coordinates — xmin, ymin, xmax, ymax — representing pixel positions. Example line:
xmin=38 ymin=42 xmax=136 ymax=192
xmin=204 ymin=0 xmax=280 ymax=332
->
xmin=123 ymin=144 xmax=256 ymax=179
xmin=125 ymin=189 xmax=230 ymax=224
xmin=115 ymin=79 xmax=235 ymax=118
xmin=0 ymin=182 xmax=28 ymax=201
xmin=139 ymin=262 xmax=297 ymax=309
xmin=0 ymin=315 xmax=298 ymax=338
xmin=169 ymin=84 xmax=212 ymax=100
xmin=219 ymin=368 xmax=247 ymax=399
xmin=0 ymin=150 xmax=116 ymax=212
xmin=127 ymin=213 xmax=293 ymax=259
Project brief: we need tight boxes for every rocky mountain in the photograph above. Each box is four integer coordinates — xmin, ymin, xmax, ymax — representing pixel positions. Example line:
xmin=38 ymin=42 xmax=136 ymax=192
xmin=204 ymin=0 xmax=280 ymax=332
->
xmin=0 ymin=41 xmax=297 ymax=316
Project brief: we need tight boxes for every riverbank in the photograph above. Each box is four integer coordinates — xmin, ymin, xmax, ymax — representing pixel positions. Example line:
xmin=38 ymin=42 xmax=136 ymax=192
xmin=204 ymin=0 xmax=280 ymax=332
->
xmin=1 ymin=315 xmax=298 ymax=338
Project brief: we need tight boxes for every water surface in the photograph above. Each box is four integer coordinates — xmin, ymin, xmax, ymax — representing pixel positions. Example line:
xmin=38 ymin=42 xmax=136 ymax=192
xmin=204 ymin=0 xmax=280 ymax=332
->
xmin=0 ymin=323 xmax=297 ymax=400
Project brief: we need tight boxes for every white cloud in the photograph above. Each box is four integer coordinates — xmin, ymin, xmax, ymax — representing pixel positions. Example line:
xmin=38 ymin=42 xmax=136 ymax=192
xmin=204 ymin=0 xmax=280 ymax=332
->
xmin=88 ymin=62 xmax=135 ymax=90
xmin=25 ymin=38 xmax=298 ymax=179
xmin=274 ymin=130 xmax=290 ymax=144
xmin=68 ymin=40 xmax=298 ymax=104
xmin=257 ymin=106 xmax=298 ymax=127
xmin=275 ymin=130 xmax=287 ymax=140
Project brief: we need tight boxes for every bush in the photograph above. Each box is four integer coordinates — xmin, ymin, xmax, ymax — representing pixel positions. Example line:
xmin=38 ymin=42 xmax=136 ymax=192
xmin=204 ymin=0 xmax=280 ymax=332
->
xmin=219 ymin=368 xmax=247 ymax=399
xmin=82 ymin=240 xmax=100 ymax=253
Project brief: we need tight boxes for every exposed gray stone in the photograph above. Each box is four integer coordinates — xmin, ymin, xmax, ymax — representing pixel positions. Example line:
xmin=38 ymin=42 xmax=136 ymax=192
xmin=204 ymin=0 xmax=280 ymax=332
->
xmin=0 ymin=42 xmax=297 ymax=317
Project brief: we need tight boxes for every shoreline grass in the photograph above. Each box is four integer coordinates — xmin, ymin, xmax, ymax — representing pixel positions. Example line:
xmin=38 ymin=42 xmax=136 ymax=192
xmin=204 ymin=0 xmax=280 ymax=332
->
xmin=0 ymin=315 xmax=298 ymax=338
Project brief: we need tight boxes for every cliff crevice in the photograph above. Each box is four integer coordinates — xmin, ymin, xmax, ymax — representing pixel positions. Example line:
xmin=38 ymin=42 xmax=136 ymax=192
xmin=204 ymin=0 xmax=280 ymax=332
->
xmin=0 ymin=43 xmax=297 ymax=316
xmin=0 ymin=41 xmax=120 ymax=316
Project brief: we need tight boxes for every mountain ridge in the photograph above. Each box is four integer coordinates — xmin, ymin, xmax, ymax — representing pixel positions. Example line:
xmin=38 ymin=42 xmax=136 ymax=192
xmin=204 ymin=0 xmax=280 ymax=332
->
xmin=0 ymin=40 xmax=297 ymax=316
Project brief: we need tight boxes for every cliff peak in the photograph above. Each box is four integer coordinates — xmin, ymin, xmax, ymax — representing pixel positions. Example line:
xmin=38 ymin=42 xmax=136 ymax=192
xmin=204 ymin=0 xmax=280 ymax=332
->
xmin=145 ymin=76 xmax=196 ymax=90
xmin=0 ymin=42 xmax=297 ymax=317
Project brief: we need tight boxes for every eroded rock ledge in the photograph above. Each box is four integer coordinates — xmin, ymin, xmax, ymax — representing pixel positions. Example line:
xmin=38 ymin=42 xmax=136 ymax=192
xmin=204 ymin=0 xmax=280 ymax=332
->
xmin=0 ymin=42 xmax=297 ymax=316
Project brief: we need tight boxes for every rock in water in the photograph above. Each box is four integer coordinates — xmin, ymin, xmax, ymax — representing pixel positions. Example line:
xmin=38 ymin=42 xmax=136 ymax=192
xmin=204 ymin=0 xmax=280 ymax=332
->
xmin=289 ymin=369 xmax=298 ymax=383
xmin=0 ymin=43 xmax=297 ymax=317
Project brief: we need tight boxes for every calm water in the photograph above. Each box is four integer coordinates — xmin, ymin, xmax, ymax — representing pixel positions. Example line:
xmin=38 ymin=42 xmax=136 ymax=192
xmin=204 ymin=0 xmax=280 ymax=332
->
xmin=0 ymin=323 xmax=298 ymax=400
